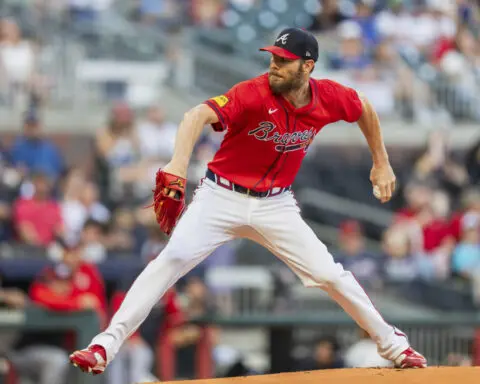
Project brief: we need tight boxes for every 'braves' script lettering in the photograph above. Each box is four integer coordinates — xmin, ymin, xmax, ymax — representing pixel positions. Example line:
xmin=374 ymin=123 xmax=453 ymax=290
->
xmin=248 ymin=122 xmax=315 ymax=153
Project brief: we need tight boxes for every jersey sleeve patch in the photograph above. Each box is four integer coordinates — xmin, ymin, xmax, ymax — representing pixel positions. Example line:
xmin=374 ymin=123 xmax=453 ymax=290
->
xmin=211 ymin=95 xmax=229 ymax=108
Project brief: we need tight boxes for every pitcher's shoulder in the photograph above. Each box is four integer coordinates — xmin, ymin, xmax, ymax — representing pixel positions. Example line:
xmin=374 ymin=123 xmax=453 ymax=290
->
xmin=313 ymin=78 xmax=361 ymax=101
xmin=313 ymin=78 xmax=346 ymax=93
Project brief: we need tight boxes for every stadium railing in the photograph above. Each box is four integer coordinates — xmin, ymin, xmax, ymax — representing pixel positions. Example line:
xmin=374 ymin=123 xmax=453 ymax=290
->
xmin=194 ymin=310 xmax=480 ymax=372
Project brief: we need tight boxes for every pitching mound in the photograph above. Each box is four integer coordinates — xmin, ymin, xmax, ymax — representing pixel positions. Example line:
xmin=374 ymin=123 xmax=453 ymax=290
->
xmin=159 ymin=367 xmax=479 ymax=384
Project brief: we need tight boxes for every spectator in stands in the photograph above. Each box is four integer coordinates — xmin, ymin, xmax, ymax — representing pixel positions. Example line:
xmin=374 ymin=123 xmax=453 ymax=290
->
xmin=12 ymin=172 xmax=63 ymax=247
xmin=179 ymin=276 xmax=217 ymax=319
xmin=0 ymin=288 xmax=70 ymax=384
xmin=327 ymin=20 xmax=398 ymax=116
xmin=412 ymin=130 xmax=469 ymax=200
xmin=328 ymin=21 xmax=372 ymax=72
xmin=451 ymin=213 xmax=480 ymax=303
xmin=80 ymin=219 xmax=108 ymax=264
xmin=438 ymin=26 xmax=480 ymax=115
xmin=140 ymin=223 xmax=169 ymax=263
xmin=33 ymin=239 xmax=107 ymax=325
xmin=95 ymin=102 xmax=140 ymax=206
xmin=308 ymin=0 xmax=350 ymax=32
xmin=431 ymin=22 xmax=473 ymax=66
xmin=295 ymin=335 xmax=344 ymax=371
xmin=372 ymin=41 xmax=417 ymax=119
xmin=137 ymin=106 xmax=176 ymax=165
xmin=344 ymin=328 xmax=393 ymax=368
xmin=190 ymin=131 xmax=223 ymax=183
xmin=335 ymin=220 xmax=383 ymax=289
xmin=132 ymin=105 xmax=178 ymax=199
xmin=382 ymin=227 xmax=422 ymax=282
xmin=378 ymin=0 xmax=456 ymax=56
xmin=61 ymin=168 xmax=86 ymax=244
xmin=10 ymin=111 xmax=65 ymax=181
xmin=191 ymin=0 xmax=225 ymax=28
xmin=135 ymin=197 xmax=159 ymax=231
xmin=0 ymin=18 xmax=38 ymax=109
xmin=395 ymin=180 xmax=432 ymax=221
xmin=79 ymin=182 xmax=110 ymax=228
xmin=450 ymin=188 xmax=480 ymax=242
xmin=61 ymin=169 xmax=110 ymax=246
xmin=376 ymin=0 xmax=409 ymax=47
xmin=427 ymin=0 xmax=457 ymax=47
xmin=418 ymin=1 xmax=456 ymax=55
xmin=105 ymin=207 xmax=137 ymax=252
xmin=391 ymin=195 xmax=454 ymax=281
xmin=352 ymin=0 xmax=380 ymax=50
xmin=175 ymin=276 xmax=218 ymax=379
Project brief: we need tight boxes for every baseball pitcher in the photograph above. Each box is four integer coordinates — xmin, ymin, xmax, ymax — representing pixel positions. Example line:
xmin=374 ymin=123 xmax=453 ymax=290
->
xmin=70 ymin=28 xmax=427 ymax=374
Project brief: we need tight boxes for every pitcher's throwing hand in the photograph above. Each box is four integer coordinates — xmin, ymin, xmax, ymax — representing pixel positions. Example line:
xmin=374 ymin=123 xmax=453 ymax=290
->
xmin=370 ymin=162 xmax=396 ymax=203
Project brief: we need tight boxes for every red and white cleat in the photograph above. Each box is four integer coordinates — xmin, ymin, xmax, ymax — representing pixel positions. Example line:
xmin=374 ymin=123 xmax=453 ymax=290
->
xmin=394 ymin=347 xmax=428 ymax=368
xmin=69 ymin=345 xmax=107 ymax=375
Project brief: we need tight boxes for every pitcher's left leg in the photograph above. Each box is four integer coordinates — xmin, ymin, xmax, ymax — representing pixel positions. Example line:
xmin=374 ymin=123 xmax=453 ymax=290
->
xmin=250 ymin=194 xmax=426 ymax=368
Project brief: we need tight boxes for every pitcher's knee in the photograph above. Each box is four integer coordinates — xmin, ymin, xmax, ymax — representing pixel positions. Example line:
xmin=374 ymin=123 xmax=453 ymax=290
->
xmin=302 ymin=265 xmax=344 ymax=289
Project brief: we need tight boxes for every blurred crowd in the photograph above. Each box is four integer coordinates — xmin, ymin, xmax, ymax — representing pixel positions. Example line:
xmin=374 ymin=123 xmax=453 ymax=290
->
xmin=2 ymin=1 xmax=480 ymax=120
xmin=0 ymin=17 xmax=44 ymax=110
xmin=336 ymin=129 xmax=480 ymax=305
xmin=0 ymin=101 xmax=223 ymax=257
xmin=308 ymin=0 xmax=480 ymax=120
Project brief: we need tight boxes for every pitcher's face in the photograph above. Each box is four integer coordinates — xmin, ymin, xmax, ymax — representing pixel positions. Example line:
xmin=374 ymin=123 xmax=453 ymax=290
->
xmin=268 ymin=55 xmax=306 ymax=94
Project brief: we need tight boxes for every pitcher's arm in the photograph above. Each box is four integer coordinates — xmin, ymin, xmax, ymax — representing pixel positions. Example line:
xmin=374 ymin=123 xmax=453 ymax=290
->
xmin=356 ymin=95 xmax=396 ymax=203
xmin=164 ymin=104 xmax=219 ymax=178
xmin=356 ymin=95 xmax=389 ymax=166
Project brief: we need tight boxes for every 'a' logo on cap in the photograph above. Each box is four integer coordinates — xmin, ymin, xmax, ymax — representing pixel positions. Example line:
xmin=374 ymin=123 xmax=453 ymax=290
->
xmin=276 ymin=33 xmax=289 ymax=45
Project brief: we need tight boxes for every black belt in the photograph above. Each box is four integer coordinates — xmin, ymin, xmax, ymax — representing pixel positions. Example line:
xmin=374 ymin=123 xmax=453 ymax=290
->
xmin=206 ymin=169 xmax=291 ymax=198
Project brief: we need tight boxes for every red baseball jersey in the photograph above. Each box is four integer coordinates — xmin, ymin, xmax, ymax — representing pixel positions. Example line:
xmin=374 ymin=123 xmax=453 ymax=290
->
xmin=204 ymin=73 xmax=362 ymax=191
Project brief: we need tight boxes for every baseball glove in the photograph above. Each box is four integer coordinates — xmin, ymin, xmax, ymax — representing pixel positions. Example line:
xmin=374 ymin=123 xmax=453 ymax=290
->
xmin=152 ymin=169 xmax=187 ymax=235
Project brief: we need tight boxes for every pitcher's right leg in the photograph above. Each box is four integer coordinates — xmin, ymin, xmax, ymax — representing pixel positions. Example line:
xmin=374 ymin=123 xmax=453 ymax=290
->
xmin=249 ymin=192 xmax=426 ymax=369
xmin=70 ymin=181 xmax=238 ymax=373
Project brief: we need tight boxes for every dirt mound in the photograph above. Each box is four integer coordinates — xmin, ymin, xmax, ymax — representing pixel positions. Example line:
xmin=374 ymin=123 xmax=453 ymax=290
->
xmin=159 ymin=367 xmax=480 ymax=384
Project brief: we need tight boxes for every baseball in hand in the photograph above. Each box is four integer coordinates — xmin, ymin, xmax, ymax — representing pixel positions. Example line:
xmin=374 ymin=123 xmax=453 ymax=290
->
xmin=373 ymin=185 xmax=381 ymax=199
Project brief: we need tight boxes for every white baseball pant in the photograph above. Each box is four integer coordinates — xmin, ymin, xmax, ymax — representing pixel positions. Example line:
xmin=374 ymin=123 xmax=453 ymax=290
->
xmin=90 ymin=178 xmax=409 ymax=363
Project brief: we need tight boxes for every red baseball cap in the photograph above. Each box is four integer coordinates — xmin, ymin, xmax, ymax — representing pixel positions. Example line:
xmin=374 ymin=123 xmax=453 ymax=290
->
xmin=260 ymin=27 xmax=319 ymax=62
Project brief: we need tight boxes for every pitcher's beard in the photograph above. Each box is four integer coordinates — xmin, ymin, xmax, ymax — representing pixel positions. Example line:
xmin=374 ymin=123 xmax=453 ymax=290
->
xmin=269 ymin=71 xmax=304 ymax=95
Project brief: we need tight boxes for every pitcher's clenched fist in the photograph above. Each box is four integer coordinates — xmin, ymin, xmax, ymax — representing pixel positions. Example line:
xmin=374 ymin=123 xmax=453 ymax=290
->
xmin=370 ymin=162 xmax=396 ymax=203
